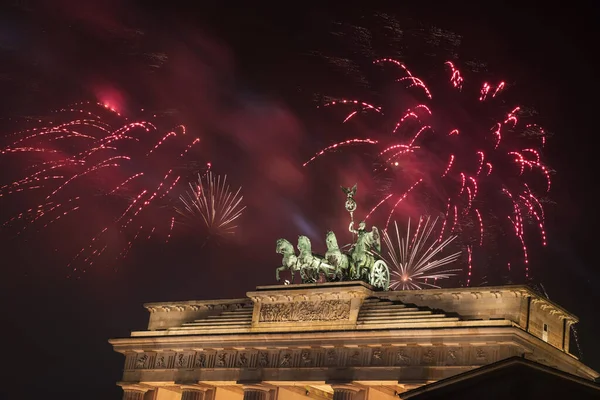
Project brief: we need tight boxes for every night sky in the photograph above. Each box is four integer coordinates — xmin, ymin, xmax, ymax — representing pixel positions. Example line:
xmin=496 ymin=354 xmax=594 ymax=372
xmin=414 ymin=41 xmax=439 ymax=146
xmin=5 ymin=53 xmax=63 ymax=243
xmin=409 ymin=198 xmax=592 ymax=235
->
xmin=1 ymin=2 xmax=599 ymax=399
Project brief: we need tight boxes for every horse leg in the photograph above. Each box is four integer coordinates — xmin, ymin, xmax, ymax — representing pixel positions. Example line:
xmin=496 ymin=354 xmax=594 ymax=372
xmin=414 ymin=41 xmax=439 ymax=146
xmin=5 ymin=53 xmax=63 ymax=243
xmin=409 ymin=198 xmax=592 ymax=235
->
xmin=276 ymin=265 xmax=286 ymax=282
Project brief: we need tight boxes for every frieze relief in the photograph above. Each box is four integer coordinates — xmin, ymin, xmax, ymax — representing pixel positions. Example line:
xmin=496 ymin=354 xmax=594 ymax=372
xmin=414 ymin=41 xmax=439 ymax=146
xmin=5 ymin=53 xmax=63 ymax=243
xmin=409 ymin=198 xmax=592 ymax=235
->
xmin=258 ymin=352 xmax=270 ymax=367
xmin=325 ymin=349 xmax=338 ymax=366
xmin=422 ymin=348 xmax=435 ymax=364
xmin=476 ymin=348 xmax=487 ymax=361
xmin=216 ymin=352 xmax=229 ymax=368
xmin=155 ymin=355 xmax=166 ymax=368
xmin=194 ymin=353 xmax=207 ymax=368
xmin=349 ymin=350 xmax=362 ymax=366
xmin=175 ymin=353 xmax=190 ymax=368
xmin=395 ymin=349 xmax=411 ymax=365
xmin=301 ymin=350 xmax=313 ymax=366
xmin=128 ymin=345 xmax=499 ymax=370
xmin=279 ymin=352 xmax=292 ymax=367
xmin=259 ymin=300 xmax=351 ymax=322
xmin=371 ymin=349 xmax=384 ymax=365
xmin=237 ymin=352 xmax=249 ymax=367
xmin=446 ymin=348 xmax=461 ymax=366
xmin=135 ymin=354 xmax=149 ymax=369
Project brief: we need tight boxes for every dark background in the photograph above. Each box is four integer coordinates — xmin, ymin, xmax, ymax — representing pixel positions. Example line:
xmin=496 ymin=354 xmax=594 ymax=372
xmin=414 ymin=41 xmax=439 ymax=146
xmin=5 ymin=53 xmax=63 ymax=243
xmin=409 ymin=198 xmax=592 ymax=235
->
xmin=1 ymin=1 xmax=598 ymax=399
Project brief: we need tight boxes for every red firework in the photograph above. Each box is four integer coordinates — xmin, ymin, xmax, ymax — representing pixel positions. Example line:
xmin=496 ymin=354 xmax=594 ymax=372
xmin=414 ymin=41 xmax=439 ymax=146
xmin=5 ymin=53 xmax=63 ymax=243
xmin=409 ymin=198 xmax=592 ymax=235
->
xmin=1 ymin=102 xmax=203 ymax=274
xmin=305 ymin=59 xmax=551 ymax=283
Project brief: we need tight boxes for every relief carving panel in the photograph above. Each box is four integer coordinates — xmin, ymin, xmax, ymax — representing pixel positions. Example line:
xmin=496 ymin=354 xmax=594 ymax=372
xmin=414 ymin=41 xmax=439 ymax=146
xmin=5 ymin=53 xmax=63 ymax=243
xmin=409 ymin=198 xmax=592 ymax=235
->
xmin=194 ymin=353 xmax=207 ymax=368
xmin=135 ymin=354 xmax=148 ymax=369
xmin=446 ymin=348 xmax=461 ymax=366
xmin=259 ymin=300 xmax=351 ymax=322
xmin=155 ymin=355 xmax=166 ymax=368
xmin=258 ymin=352 xmax=269 ymax=367
xmin=371 ymin=349 xmax=384 ymax=365
xmin=395 ymin=349 xmax=411 ymax=365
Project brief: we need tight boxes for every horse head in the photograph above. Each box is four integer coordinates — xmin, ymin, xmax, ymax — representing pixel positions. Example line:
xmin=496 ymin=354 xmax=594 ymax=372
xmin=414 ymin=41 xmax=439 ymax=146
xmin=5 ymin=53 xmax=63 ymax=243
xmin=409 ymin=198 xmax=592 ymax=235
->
xmin=326 ymin=231 xmax=339 ymax=250
xmin=276 ymin=238 xmax=294 ymax=255
xmin=297 ymin=235 xmax=312 ymax=253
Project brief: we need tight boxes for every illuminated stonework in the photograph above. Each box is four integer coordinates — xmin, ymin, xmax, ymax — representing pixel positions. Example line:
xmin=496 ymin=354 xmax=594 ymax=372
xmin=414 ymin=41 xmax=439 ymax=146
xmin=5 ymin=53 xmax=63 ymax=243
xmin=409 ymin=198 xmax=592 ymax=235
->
xmin=110 ymin=282 xmax=598 ymax=399
xmin=258 ymin=300 xmax=351 ymax=322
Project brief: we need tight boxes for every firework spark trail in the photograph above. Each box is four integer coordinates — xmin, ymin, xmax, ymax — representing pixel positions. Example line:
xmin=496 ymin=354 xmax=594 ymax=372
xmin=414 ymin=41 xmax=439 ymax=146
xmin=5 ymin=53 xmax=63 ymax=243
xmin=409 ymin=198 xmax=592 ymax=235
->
xmin=306 ymin=58 xmax=552 ymax=283
xmin=526 ymin=124 xmax=547 ymax=146
xmin=485 ymin=162 xmax=493 ymax=175
xmin=466 ymin=245 xmax=473 ymax=286
xmin=122 ymin=171 xmax=173 ymax=228
xmin=385 ymin=179 xmax=423 ymax=230
xmin=176 ymin=171 xmax=246 ymax=237
xmin=1 ymin=102 xmax=203 ymax=273
xmin=365 ymin=194 xmax=393 ymax=221
xmin=109 ymin=173 xmax=144 ymax=194
xmin=166 ymin=217 xmax=175 ymax=243
xmin=158 ymin=176 xmax=181 ymax=200
xmin=303 ymin=138 xmax=378 ymax=167
xmin=465 ymin=187 xmax=473 ymax=210
xmin=385 ymin=216 xmax=461 ymax=290
xmin=379 ymin=144 xmax=414 ymax=156
xmin=450 ymin=205 xmax=458 ymax=234
xmin=393 ymin=111 xmax=419 ymax=133
xmin=408 ymin=125 xmax=432 ymax=146
xmin=444 ymin=61 xmax=463 ymax=89
xmin=476 ymin=151 xmax=485 ymax=176
xmin=474 ymin=208 xmax=483 ymax=246
xmin=147 ymin=226 xmax=156 ymax=240
xmin=438 ymin=199 xmax=451 ymax=242
xmin=441 ymin=155 xmax=454 ymax=177
xmin=180 ymin=138 xmax=201 ymax=157
xmin=118 ymin=225 xmax=144 ymax=260
xmin=459 ymin=173 xmax=466 ymax=194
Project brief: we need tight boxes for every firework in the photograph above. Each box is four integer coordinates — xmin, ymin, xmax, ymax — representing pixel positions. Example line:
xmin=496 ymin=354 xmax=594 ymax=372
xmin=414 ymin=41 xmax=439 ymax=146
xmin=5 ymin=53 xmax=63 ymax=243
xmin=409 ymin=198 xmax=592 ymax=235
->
xmin=384 ymin=216 xmax=461 ymax=290
xmin=1 ymin=102 xmax=203 ymax=273
xmin=176 ymin=171 xmax=245 ymax=236
xmin=306 ymin=58 xmax=551 ymax=283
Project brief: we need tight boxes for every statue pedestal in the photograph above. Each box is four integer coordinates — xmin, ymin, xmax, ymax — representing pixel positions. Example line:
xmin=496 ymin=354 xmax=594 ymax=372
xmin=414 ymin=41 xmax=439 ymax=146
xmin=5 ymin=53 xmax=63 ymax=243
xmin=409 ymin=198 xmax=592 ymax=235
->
xmin=247 ymin=281 xmax=374 ymax=332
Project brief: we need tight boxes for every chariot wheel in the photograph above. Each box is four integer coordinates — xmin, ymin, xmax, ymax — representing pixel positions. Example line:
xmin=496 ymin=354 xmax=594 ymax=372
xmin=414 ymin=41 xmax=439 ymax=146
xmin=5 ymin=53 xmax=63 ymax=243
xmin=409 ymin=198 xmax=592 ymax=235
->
xmin=370 ymin=260 xmax=390 ymax=290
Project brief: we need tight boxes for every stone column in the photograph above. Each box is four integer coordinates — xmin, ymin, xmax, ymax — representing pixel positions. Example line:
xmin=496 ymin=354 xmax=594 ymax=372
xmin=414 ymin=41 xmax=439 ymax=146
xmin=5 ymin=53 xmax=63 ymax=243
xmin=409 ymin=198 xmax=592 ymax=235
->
xmin=331 ymin=385 xmax=360 ymax=400
xmin=242 ymin=385 xmax=270 ymax=400
xmin=181 ymin=385 xmax=208 ymax=400
xmin=120 ymin=385 xmax=148 ymax=400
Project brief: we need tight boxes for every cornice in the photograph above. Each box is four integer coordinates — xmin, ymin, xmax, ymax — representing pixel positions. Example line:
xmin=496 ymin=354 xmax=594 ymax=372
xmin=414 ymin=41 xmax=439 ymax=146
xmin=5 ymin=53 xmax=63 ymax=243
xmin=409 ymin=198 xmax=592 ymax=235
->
xmin=381 ymin=285 xmax=578 ymax=323
xmin=108 ymin=326 xmax=598 ymax=380
xmin=110 ymin=324 xmax=518 ymax=348
xmin=143 ymin=299 xmax=250 ymax=313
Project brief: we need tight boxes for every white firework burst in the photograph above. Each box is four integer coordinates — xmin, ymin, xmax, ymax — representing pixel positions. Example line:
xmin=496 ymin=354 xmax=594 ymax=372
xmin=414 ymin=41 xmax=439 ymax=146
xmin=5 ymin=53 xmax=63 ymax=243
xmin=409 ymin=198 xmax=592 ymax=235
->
xmin=384 ymin=216 xmax=461 ymax=290
xmin=176 ymin=171 xmax=245 ymax=236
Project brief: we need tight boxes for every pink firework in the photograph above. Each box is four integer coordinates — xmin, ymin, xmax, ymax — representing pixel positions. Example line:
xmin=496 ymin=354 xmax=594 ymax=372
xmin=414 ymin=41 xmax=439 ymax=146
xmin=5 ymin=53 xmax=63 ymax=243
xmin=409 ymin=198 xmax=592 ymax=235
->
xmin=305 ymin=59 xmax=552 ymax=283
xmin=1 ymin=102 xmax=203 ymax=274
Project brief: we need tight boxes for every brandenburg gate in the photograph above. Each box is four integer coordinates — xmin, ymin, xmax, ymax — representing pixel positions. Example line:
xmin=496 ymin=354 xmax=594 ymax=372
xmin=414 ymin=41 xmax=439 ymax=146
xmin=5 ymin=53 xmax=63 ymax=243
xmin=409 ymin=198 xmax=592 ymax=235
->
xmin=109 ymin=281 xmax=598 ymax=399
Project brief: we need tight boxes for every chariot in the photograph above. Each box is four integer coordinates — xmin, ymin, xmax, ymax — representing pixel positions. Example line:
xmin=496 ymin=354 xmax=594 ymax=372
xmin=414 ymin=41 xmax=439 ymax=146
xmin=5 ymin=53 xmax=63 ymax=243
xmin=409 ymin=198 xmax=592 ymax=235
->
xmin=275 ymin=185 xmax=390 ymax=290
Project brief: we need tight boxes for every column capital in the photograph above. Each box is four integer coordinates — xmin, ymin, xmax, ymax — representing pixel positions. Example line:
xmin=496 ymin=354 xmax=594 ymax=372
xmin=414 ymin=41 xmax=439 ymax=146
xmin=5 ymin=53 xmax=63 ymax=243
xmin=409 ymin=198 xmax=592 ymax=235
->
xmin=330 ymin=384 xmax=361 ymax=400
xmin=242 ymin=384 xmax=271 ymax=392
xmin=241 ymin=384 xmax=273 ymax=400
xmin=180 ymin=385 xmax=209 ymax=400
xmin=117 ymin=382 xmax=150 ymax=393
xmin=179 ymin=384 xmax=209 ymax=391
xmin=118 ymin=383 xmax=151 ymax=400
xmin=330 ymin=384 xmax=360 ymax=392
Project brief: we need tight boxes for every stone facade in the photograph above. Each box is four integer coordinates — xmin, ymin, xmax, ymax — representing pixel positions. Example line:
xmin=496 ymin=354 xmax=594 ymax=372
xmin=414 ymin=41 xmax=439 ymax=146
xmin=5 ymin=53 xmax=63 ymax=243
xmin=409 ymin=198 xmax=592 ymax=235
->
xmin=110 ymin=282 xmax=598 ymax=399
